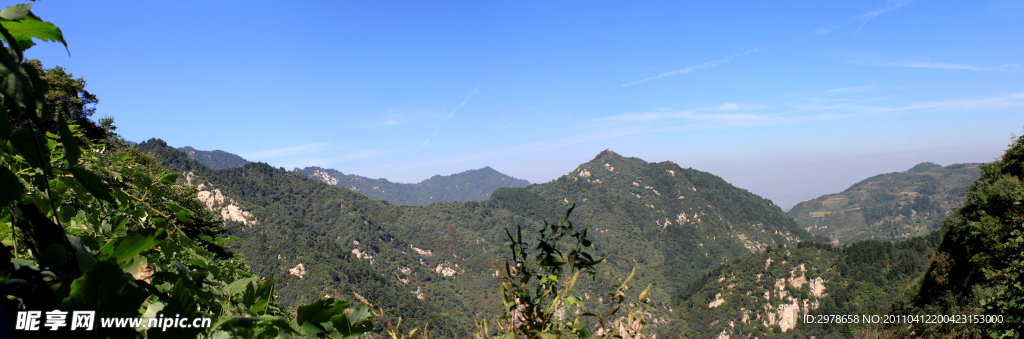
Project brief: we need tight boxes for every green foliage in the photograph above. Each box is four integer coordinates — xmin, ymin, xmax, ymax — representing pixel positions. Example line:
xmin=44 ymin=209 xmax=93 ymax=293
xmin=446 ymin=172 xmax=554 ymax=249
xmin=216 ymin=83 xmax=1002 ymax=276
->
xmin=480 ymin=205 xmax=651 ymax=338
xmin=0 ymin=3 xmax=66 ymax=52
xmin=0 ymin=5 xmax=372 ymax=338
xmin=23 ymin=59 xmax=107 ymax=141
xmin=789 ymin=162 xmax=982 ymax=244
xmin=886 ymin=132 xmax=1024 ymax=338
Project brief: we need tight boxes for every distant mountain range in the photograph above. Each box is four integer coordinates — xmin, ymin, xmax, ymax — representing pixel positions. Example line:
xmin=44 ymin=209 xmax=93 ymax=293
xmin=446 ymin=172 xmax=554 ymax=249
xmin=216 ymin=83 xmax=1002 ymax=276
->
xmin=176 ymin=146 xmax=531 ymax=206
xmin=145 ymin=142 xmax=1004 ymax=337
xmin=178 ymin=146 xmax=249 ymax=170
xmin=788 ymin=162 xmax=981 ymax=244
xmin=296 ymin=166 xmax=530 ymax=206
xmin=139 ymin=141 xmax=819 ymax=336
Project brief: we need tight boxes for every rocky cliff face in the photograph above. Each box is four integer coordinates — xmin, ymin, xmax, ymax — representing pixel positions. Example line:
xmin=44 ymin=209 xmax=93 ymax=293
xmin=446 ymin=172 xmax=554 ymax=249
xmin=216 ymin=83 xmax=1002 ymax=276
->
xmin=698 ymin=253 xmax=830 ymax=336
xmin=187 ymin=172 xmax=259 ymax=226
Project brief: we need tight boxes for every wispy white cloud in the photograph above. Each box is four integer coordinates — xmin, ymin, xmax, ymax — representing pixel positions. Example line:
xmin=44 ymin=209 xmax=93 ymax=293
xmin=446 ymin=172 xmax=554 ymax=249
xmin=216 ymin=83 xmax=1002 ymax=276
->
xmin=242 ymin=143 xmax=330 ymax=159
xmin=408 ymin=86 xmax=480 ymax=158
xmin=868 ymin=92 xmax=1024 ymax=112
xmin=803 ymin=0 xmax=914 ymax=41
xmin=617 ymin=47 xmax=769 ymax=88
xmin=826 ymin=86 xmax=879 ymax=94
xmin=598 ymin=111 xmax=771 ymax=123
xmin=712 ymin=103 xmax=740 ymax=110
xmin=289 ymin=150 xmax=391 ymax=168
xmin=401 ymin=128 xmax=640 ymax=170
xmin=851 ymin=55 xmax=1018 ymax=72
xmin=887 ymin=61 xmax=988 ymax=70
xmin=372 ymin=110 xmax=440 ymax=127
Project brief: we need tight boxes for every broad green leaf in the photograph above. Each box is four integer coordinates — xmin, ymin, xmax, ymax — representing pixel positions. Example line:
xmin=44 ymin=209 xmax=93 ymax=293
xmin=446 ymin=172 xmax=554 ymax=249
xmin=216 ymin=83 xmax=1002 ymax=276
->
xmin=0 ymin=34 xmax=35 ymax=115
xmin=56 ymin=113 xmax=79 ymax=167
xmin=108 ymin=214 xmax=128 ymax=233
xmin=148 ymin=278 xmax=204 ymax=339
xmin=298 ymin=321 xmax=327 ymax=337
xmin=0 ymin=165 xmax=24 ymax=205
xmin=297 ymin=298 xmax=350 ymax=325
xmin=0 ymin=9 xmax=67 ymax=52
xmin=0 ymin=4 xmax=31 ymax=21
xmin=330 ymin=305 xmax=374 ymax=337
xmin=69 ymin=165 xmax=115 ymax=203
xmin=159 ymin=172 xmax=180 ymax=185
xmin=228 ymin=276 xmax=258 ymax=295
xmin=210 ymin=315 xmax=297 ymax=336
xmin=249 ymin=296 xmax=270 ymax=314
xmin=10 ymin=127 xmax=46 ymax=169
xmin=61 ymin=259 xmax=149 ymax=335
xmin=174 ymin=209 xmax=192 ymax=223
xmin=19 ymin=61 xmax=47 ymax=115
xmin=48 ymin=178 xmax=68 ymax=196
xmin=98 ymin=228 xmax=165 ymax=266
xmin=127 ymin=168 xmax=152 ymax=190
xmin=141 ymin=301 xmax=165 ymax=319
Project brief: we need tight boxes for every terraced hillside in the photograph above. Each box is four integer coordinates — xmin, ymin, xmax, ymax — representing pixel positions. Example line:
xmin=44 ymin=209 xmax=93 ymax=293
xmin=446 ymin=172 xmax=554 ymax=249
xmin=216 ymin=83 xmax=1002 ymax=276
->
xmin=788 ymin=162 xmax=981 ymax=244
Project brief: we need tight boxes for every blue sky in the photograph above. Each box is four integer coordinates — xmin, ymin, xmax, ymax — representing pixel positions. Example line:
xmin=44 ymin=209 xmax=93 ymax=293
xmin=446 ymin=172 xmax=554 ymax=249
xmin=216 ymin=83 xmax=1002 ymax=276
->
xmin=25 ymin=0 xmax=1024 ymax=209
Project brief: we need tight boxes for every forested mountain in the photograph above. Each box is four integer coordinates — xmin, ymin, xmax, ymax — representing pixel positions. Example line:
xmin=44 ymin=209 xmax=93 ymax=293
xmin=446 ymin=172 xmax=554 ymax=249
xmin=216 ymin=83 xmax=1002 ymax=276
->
xmin=788 ymin=162 xmax=981 ymax=244
xmin=178 ymin=146 xmax=249 ymax=170
xmin=139 ymin=142 xmax=820 ymax=336
xmin=880 ymin=135 xmax=1024 ymax=338
xmin=669 ymin=233 xmax=940 ymax=338
xmin=296 ymin=165 xmax=530 ymax=206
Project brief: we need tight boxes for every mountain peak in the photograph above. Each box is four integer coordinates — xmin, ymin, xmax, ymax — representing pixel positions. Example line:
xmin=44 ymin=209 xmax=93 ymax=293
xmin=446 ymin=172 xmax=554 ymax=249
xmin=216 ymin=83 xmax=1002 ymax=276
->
xmin=177 ymin=146 xmax=248 ymax=170
xmin=905 ymin=162 xmax=942 ymax=174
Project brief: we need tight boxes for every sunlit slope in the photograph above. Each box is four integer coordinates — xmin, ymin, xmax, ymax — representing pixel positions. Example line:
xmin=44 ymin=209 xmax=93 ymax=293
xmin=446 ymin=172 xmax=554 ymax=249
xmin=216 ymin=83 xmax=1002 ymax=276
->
xmin=140 ymin=141 xmax=819 ymax=335
xmin=788 ymin=162 xmax=980 ymax=244
xmin=667 ymin=233 xmax=939 ymax=338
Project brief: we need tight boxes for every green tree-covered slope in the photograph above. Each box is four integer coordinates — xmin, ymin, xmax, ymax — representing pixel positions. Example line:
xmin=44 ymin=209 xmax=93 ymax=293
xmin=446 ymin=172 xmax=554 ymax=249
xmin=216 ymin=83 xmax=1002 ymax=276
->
xmin=296 ymin=165 xmax=531 ymax=206
xmin=178 ymin=146 xmax=249 ymax=170
xmin=882 ymin=134 xmax=1024 ymax=338
xmin=140 ymin=143 xmax=819 ymax=336
xmin=669 ymin=233 xmax=939 ymax=338
xmin=788 ymin=162 xmax=981 ymax=244
xmin=138 ymin=139 xmax=471 ymax=336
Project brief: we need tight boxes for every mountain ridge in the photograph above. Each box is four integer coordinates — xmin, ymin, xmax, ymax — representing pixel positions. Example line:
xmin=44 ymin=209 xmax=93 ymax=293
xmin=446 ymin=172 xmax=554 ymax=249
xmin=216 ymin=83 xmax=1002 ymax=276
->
xmin=138 ymin=140 xmax=817 ymax=336
xmin=788 ymin=161 xmax=981 ymax=244
xmin=296 ymin=165 xmax=530 ymax=206
xmin=178 ymin=146 xmax=249 ymax=170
